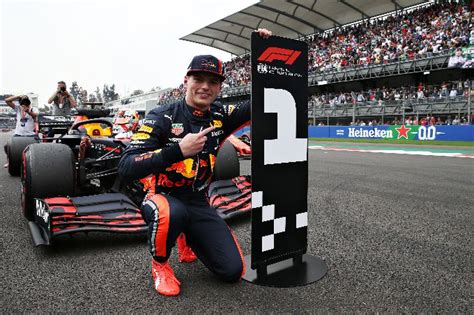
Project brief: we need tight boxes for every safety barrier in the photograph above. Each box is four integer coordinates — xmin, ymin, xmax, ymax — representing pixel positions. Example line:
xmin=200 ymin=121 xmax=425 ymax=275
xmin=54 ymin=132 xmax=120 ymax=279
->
xmin=309 ymin=125 xmax=474 ymax=142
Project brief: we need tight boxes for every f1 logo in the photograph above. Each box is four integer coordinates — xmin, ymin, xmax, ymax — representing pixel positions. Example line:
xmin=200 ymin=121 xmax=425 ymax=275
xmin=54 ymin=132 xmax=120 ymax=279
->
xmin=257 ymin=47 xmax=301 ymax=65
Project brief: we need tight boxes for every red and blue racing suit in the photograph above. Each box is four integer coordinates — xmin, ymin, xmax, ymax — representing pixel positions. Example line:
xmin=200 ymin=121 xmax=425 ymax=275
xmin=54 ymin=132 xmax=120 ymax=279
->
xmin=118 ymin=99 xmax=249 ymax=282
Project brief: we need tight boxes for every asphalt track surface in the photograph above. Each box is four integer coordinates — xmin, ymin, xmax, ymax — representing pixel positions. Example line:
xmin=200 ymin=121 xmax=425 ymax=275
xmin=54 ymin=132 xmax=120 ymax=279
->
xmin=1 ymin=132 xmax=472 ymax=313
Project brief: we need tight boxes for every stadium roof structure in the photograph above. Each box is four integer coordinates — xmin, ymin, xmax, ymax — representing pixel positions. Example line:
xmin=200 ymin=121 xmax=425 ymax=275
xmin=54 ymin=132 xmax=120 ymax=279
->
xmin=181 ymin=0 xmax=430 ymax=56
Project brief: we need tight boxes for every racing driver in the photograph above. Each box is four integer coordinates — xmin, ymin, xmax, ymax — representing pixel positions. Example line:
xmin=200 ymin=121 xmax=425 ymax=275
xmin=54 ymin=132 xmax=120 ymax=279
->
xmin=118 ymin=28 xmax=271 ymax=296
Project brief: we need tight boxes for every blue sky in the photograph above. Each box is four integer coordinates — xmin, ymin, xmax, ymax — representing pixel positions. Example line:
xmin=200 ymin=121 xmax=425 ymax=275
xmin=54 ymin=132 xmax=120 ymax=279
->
xmin=1 ymin=0 xmax=256 ymax=105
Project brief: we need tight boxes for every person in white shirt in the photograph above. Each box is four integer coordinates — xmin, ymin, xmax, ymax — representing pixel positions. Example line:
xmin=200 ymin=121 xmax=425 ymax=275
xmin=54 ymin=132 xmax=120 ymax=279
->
xmin=5 ymin=95 xmax=38 ymax=136
xmin=3 ymin=95 xmax=38 ymax=168
xmin=417 ymin=90 xmax=425 ymax=99
xmin=449 ymin=88 xmax=457 ymax=98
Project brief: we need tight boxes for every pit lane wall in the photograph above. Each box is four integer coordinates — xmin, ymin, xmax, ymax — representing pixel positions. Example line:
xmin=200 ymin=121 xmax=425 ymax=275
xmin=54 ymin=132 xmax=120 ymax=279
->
xmin=309 ymin=125 xmax=474 ymax=142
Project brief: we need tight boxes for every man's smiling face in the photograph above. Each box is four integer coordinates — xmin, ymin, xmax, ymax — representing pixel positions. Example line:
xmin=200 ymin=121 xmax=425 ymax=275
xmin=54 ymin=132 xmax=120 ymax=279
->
xmin=184 ymin=72 xmax=222 ymax=110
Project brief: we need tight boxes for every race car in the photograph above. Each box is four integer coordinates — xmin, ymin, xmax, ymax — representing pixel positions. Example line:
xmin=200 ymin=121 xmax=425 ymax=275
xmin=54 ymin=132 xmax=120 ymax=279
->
xmin=6 ymin=106 xmax=111 ymax=176
xmin=71 ymin=104 xmax=113 ymax=138
xmin=21 ymin=119 xmax=251 ymax=246
xmin=22 ymin=116 xmax=144 ymax=245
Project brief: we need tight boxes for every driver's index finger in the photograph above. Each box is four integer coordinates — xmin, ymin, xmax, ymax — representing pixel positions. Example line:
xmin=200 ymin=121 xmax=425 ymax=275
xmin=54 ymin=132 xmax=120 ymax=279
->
xmin=198 ymin=126 xmax=215 ymax=136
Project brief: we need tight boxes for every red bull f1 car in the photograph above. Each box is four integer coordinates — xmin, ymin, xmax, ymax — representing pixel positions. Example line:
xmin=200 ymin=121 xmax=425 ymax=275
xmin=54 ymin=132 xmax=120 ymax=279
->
xmin=20 ymin=115 xmax=251 ymax=246
xmin=6 ymin=105 xmax=112 ymax=177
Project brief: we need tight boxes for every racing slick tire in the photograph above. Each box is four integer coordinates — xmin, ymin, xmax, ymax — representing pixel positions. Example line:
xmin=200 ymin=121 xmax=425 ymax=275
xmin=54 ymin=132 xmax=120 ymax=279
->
xmin=21 ymin=143 xmax=74 ymax=220
xmin=7 ymin=136 xmax=37 ymax=176
xmin=213 ymin=140 xmax=240 ymax=181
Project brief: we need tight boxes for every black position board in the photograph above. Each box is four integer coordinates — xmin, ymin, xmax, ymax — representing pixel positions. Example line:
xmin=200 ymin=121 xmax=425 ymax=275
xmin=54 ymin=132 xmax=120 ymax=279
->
xmin=250 ymin=33 xmax=308 ymax=270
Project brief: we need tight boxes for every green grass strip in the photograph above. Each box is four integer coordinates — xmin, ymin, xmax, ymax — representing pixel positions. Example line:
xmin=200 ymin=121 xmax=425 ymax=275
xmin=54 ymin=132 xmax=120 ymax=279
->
xmin=309 ymin=138 xmax=474 ymax=147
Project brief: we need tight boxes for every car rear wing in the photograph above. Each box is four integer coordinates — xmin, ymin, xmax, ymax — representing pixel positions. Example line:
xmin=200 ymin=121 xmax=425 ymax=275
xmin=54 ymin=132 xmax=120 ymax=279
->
xmin=38 ymin=115 xmax=75 ymax=129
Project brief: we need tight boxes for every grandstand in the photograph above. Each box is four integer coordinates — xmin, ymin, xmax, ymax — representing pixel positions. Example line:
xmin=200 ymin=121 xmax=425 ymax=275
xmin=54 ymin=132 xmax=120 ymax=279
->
xmin=106 ymin=89 xmax=172 ymax=116
xmin=160 ymin=0 xmax=472 ymax=126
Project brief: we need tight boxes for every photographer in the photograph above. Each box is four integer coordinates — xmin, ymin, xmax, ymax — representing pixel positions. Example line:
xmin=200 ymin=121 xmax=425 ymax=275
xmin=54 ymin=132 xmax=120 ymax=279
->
xmin=5 ymin=95 xmax=38 ymax=135
xmin=47 ymin=81 xmax=77 ymax=115
xmin=3 ymin=95 xmax=38 ymax=167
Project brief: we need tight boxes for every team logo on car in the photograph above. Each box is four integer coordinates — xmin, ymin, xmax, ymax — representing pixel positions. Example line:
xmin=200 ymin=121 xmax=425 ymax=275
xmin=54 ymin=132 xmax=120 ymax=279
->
xmin=171 ymin=123 xmax=184 ymax=136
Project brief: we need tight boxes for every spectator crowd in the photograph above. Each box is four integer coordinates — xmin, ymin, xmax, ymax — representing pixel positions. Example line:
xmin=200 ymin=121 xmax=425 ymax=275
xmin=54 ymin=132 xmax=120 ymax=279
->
xmin=158 ymin=2 xmax=472 ymax=105
xmin=309 ymin=80 xmax=472 ymax=108
xmin=323 ymin=114 xmax=472 ymax=127
xmin=307 ymin=2 xmax=472 ymax=73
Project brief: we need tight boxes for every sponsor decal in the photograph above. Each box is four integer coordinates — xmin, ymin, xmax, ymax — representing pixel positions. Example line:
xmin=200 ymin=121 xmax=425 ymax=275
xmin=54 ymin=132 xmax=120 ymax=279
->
xmin=157 ymin=174 xmax=194 ymax=188
xmin=212 ymin=120 xmax=223 ymax=128
xmin=131 ymin=132 xmax=150 ymax=140
xmin=36 ymin=199 xmax=49 ymax=223
xmin=142 ymin=119 xmax=156 ymax=125
xmin=257 ymin=63 xmax=303 ymax=78
xmin=387 ymin=125 xmax=436 ymax=141
xmin=43 ymin=115 xmax=72 ymax=122
xmin=344 ymin=126 xmax=440 ymax=141
xmin=201 ymin=59 xmax=217 ymax=70
xmin=416 ymin=126 xmax=438 ymax=140
xmin=166 ymin=158 xmax=197 ymax=178
xmin=91 ymin=143 xmax=106 ymax=150
xmin=226 ymin=105 xmax=235 ymax=116
xmin=211 ymin=130 xmax=224 ymax=137
xmin=166 ymin=157 xmax=209 ymax=179
xmin=138 ymin=125 xmax=153 ymax=133
xmin=171 ymin=123 xmax=184 ymax=136
xmin=258 ymin=47 xmax=301 ymax=65
xmin=90 ymin=143 xmax=120 ymax=153
xmin=348 ymin=127 xmax=393 ymax=139
xmin=193 ymin=110 xmax=204 ymax=117
xmin=90 ymin=143 xmax=121 ymax=153
xmin=169 ymin=137 xmax=182 ymax=143
xmin=395 ymin=125 xmax=411 ymax=140
xmin=134 ymin=152 xmax=153 ymax=162
xmin=163 ymin=114 xmax=172 ymax=121
xmin=209 ymin=154 xmax=216 ymax=171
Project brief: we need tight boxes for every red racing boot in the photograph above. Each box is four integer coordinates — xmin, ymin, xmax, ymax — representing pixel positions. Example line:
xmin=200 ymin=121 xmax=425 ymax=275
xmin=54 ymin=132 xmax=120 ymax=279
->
xmin=151 ymin=260 xmax=181 ymax=296
xmin=177 ymin=233 xmax=197 ymax=263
